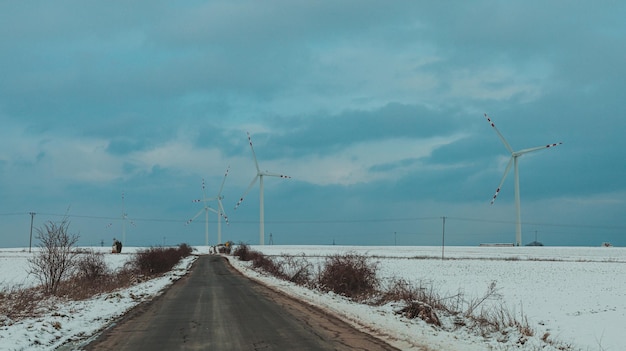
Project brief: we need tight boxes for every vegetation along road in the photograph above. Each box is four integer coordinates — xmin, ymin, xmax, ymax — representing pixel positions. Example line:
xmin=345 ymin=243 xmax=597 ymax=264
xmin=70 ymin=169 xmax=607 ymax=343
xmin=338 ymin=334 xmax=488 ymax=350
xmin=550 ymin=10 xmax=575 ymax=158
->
xmin=85 ymin=255 xmax=399 ymax=351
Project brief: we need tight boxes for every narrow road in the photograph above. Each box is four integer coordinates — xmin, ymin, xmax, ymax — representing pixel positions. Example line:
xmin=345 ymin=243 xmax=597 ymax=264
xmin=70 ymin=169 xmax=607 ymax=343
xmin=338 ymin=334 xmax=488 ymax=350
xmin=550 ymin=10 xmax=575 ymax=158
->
xmin=85 ymin=255 xmax=399 ymax=351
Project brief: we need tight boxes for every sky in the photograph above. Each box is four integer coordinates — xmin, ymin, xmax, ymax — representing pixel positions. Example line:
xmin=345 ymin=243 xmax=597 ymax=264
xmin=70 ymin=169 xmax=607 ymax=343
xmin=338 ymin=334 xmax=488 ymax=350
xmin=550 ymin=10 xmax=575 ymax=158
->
xmin=1 ymin=1 xmax=624 ymax=248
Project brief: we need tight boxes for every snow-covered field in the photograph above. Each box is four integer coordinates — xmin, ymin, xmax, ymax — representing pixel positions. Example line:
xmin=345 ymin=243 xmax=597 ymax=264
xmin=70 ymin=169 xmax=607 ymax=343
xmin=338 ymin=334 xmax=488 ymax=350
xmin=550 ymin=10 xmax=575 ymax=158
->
xmin=1 ymin=245 xmax=625 ymax=350
xmin=0 ymin=247 xmax=197 ymax=351
xmin=228 ymin=245 xmax=626 ymax=351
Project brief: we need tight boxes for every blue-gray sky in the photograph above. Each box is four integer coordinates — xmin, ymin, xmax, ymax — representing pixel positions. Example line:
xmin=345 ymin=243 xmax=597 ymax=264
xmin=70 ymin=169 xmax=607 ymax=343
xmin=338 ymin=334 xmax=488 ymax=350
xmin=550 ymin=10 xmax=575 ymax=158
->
xmin=1 ymin=1 xmax=624 ymax=248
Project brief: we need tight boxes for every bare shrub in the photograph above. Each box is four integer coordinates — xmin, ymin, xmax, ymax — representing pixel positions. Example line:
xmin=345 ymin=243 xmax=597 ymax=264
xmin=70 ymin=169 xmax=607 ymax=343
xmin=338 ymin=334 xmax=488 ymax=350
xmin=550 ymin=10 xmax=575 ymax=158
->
xmin=234 ymin=247 xmax=313 ymax=285
xmin=129 ymin=244 xmax=191 ymax=276
xmin=377 ymin=278 xmax=418 ymax=304
xmin=76 ymin=250 xmax=109 ymax=280
xmin=281 ymin=254 xmax=313 ymax=286
xmin=316 ymin=253 xmax=378 ymax=299
xmin=178 ymin=243 xmax=193 ymax=257
xmin=251 ymin=254 xmax=286 ymax=279
xmin=0 ymin=285 xmax=43 ymax=321
xmin=232 ymin=243 xmax=253 ymax=261
xmin=28 ymin=217 xmax=80 ymax=296
xmin=464 ymin=281 xmax=501 ymax=317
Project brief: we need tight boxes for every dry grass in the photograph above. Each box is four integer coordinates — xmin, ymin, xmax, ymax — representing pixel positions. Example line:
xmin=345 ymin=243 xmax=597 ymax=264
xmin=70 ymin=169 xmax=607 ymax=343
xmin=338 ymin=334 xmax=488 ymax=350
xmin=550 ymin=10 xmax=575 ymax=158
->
xmin=237 ymin=250 xmax=569 ymax=348
xmin=2 ymin=243 xmax=193 ymax=324
xmin=0 ymin=285 xmax=43 ymax=321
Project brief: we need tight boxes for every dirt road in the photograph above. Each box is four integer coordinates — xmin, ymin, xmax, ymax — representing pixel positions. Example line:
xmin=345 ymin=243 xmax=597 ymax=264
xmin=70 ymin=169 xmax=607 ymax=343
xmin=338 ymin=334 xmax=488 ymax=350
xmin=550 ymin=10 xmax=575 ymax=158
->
xmin=84 ymin=255 xmax=399 ymax=350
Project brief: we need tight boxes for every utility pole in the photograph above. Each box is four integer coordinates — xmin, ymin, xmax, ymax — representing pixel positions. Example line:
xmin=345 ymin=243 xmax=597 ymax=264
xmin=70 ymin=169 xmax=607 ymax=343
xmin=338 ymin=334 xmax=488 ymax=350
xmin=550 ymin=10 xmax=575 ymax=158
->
xmin=28 ymin=212 xmax=36 ymax=253
xmin=394 ymin=231 xmax=397 ymax=246
xmin=441 ymin=216 xmax=447 ymax=260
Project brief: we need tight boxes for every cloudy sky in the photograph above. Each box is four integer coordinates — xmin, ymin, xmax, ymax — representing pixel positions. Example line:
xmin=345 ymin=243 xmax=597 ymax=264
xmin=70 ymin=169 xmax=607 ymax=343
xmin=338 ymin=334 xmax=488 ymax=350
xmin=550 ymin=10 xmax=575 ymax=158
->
xmin=1 ymin=1 xmax=624 ymax=248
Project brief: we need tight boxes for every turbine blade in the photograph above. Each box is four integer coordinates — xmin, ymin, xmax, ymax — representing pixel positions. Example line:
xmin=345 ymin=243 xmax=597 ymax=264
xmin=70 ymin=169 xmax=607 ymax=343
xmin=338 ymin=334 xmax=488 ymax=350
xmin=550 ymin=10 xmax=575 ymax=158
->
xmin=262 ymin=171 xmax=291 ymax=179
xmin=516 ymin=142 xmax=562 ymax=156
xmin=218 ymin=166 xmax=230 ymax=195
xmin=234 ymin=175 xmax=259 ymax=210
xmin=491 ymin=157 xmax=514 ymax=205
xmin=185 ymin=208 xmax=205 ymax=225
xmin=484 ymin=114 xmax=514 ymax=154
xmin=218 ymin=199 xmax=229 ymax=225
xmin=247 ymin=132 xmax=261 ymax=173
xmin=201 ymin=178 xmax=208 ymax=199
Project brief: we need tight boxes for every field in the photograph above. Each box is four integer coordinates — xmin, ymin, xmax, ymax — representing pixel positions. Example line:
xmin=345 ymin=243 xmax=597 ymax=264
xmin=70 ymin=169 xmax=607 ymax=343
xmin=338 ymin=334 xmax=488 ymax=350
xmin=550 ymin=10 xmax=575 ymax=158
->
xmin=229 ymin=245 xmax=626 ymax=351
xmin=1 ymin=245 xmax=625 ymax=350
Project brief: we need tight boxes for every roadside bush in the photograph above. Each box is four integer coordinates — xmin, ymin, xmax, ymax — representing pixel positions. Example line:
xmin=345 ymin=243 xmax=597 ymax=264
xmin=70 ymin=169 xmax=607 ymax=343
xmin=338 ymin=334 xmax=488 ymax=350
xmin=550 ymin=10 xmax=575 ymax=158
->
xmin=130 ymin=244 xmax=191 ymax=276
xmin=232 ymin=243 xmax=253 ymax=261
xmin=76 ymin=250 xmax=109 ymax=280
xmin=251 ymin=254 xmax=286 ymax=279
xmin=281 ymin=254 xmax=313 ymax=286
xmin=178 ymin=243 xmax=193 ymax=257
xmin=316 ymin=253 xmax=378 ymax=299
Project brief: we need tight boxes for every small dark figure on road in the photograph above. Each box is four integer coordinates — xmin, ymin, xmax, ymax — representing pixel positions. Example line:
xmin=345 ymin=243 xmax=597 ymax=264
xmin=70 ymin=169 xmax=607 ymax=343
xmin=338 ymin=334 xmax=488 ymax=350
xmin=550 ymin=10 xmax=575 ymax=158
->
xmin=113 ymin=238 xmax=123 ymax=254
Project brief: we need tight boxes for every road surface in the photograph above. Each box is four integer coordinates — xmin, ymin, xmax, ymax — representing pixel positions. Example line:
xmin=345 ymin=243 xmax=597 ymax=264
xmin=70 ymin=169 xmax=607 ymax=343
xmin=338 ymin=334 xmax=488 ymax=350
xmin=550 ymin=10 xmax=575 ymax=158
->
xmin=84 ymin=255 xmax=399 ymax=350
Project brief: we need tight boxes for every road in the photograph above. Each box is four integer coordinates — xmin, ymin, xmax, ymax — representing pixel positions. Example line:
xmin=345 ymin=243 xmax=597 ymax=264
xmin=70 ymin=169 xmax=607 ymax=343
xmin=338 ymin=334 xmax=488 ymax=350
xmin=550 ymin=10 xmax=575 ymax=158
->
xmin=84 ymin=255 xmax=400 ymax=351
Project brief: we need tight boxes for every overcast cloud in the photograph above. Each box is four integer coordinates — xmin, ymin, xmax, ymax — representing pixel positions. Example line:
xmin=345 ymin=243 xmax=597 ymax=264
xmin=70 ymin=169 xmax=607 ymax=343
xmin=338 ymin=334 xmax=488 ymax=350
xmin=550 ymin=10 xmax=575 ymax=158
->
xmin=1 ymin=1 xmax=624 ymax=248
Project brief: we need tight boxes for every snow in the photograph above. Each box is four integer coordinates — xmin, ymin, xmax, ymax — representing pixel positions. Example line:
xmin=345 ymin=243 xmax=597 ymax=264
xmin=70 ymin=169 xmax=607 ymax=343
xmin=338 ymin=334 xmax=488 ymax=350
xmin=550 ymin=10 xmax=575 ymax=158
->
xmin=0 ymin=247 xmax=196 ymax=351
xmin=1 ymin=246 xmax=625 ymax=350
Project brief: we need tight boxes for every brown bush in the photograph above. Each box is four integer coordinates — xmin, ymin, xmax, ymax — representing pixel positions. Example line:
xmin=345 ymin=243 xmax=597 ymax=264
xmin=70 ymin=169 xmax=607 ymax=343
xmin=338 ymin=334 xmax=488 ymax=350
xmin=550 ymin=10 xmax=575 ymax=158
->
xmin=130 ymin=245 xmax=190 ymax=276
xmin=251 ymin=254 xmax=286 ymax=279
xmin=178 ymin=243 xmax=193 ymax=257
xmin=76 ymin=250 xmax=109 ymax=280
xmin=232 ymin=243 xmax=253 ymax=261
xmin=316 ymin=253 xmax=378 ymax=299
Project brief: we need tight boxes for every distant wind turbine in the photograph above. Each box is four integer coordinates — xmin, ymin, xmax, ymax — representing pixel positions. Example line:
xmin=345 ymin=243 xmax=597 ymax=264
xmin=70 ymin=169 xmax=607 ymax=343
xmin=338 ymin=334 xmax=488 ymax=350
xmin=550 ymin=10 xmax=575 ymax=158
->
xmin=484 ymin=113 xmax=562 ymax=246
xmin=186 ymin=167 xmax=230 ymax=246
xmin=107 ymin=192 xmax=135 ymax=246
xmin=234 ymin=132 xmax=290 ymax=245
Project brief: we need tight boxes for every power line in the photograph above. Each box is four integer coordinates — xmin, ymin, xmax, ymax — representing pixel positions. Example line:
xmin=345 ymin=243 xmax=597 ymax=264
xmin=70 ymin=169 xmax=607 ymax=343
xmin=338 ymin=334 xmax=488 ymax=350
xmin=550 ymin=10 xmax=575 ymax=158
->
xmin=2 ymin=211 xmax=623 ymax=232
xmin=448 ymin=216 xmax=626 ymax=231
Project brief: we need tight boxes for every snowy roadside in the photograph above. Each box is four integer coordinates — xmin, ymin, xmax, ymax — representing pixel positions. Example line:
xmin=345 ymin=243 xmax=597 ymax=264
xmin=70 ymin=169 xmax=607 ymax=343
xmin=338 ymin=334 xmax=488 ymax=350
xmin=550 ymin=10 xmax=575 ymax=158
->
xmin=226 ymin=255 xmax=492 ymax=351
xmin=227 ymin=256 xmax=492 ymax=351
xmin=225 ymin=251 xmax=614 ymax=351
xmin=0 ymin=254 xmax=197 ymax=351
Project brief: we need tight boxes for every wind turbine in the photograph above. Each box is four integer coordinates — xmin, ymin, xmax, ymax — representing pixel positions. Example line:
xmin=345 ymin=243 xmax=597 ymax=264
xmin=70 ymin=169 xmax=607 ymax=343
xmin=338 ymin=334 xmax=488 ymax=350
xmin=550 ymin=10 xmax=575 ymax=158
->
xmin=186 ymin=167 xmax=230 ymax=246
xmin=484 ymin=113 xmax=562 ymax=246
xmin=234 ymin=132 xmax=290 ymax=245
xmin=107 ymin=192 xmax=135 ymax=246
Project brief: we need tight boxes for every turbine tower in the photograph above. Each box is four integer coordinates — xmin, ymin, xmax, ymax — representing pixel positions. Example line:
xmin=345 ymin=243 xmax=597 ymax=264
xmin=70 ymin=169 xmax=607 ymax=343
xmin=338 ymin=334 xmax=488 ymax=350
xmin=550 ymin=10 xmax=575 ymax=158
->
xmin=235 ymin=132 xmax=290 ymax=245
xmin=484 ymin=113 xmax=562 ymax=246
xmin=186 ymin=168 xmax=230 ymax=246
xmin=107 ymin=192 xmax=134 ymax=246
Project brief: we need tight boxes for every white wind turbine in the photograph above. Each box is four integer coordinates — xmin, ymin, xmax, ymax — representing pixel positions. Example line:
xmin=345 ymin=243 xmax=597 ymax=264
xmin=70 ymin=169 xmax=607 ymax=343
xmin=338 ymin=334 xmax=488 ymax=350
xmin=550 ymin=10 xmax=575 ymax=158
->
xmin=234 ymin=132 xmax=290 ymax=245
xmin=107 ymin=192 xmax=135 ymax=246
xmin=186 ymin=167 xmax=230 ymax=246
xmin=484 ymin=113 xmax=562 ymax=246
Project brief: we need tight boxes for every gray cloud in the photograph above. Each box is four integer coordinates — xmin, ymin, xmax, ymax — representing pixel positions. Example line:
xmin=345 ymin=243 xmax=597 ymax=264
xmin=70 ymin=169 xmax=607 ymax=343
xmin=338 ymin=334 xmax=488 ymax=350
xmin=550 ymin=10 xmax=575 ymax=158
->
xmin=0 ymin=1 xmax=624 ymax=247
